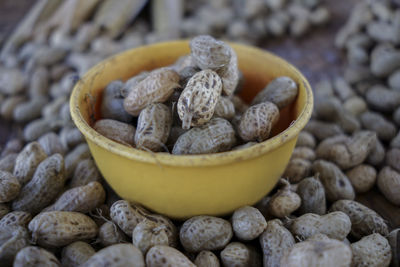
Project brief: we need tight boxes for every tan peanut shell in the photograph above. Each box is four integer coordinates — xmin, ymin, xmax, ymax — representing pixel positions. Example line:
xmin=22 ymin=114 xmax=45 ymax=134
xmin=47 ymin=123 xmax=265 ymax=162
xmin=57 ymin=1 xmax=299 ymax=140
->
xmin=316 ymin=131 xmax=376 ymax=170
xmin=296 ymin=131 xmax=316 ymax=148
xmin=98 ymin=221 xmax=128 ymax=247
xmin=0 ymin=211 xmax=31 ymax=228
xmin=296 ymin=176 xmax=326 ymax=215
xmin=220 ymin=46 xmax=239 ymax=96
xmin=190 ymin=35 xmax=231 ymax=72
xmin=351 ymin=233 xmax=392 ymax=267
xmin=132 ymin=218 xmax=175 ymax=254
xmin=29 ymin=211 xmax=98 ymax=247
xmin=23 ymin=118 xmax=54 ymax=142
xmin=13 ymin=142 xmax=47 ymax=186
xmin=291 ymin=146 xmax=316 ymax=161
xmin=180 ymin=215 xmax=233 ymax=253
xmin=290 ymin=212 xmax=351 ymax=240
xmin=232 ymin=206 xmax=267 ymax=241
xmin=123 ymin=68 xmax=179 ymax=116
xmin=259 ymin=219 xmax=295 ymax=267
xmin=1 ymin=95 xmax=26 ymax=120
xmin=45 ymin=181 xmax=105 ymax=213
xmin=377 ymin=166 xmax=400 ymax=206
xmin=122 ymin=72 xmax=150 ymax=97
xmin=135 ymin=103 xmax=172 ymax=152
xmin=252 ymin=76 xmax=298 ymax=109
xmin=388 ymin=229 xmax=400 ymax=267
xmin=238 ymin=101 xmax=279 ymax=142
xmin=0 ymin=153 xmax=18 ymax=173
xmin=280 ymin=238 xmax=352 ymax=267
xmin=172 ymin=117 xmax=236 ymax=155
xmin=0 ymin=170 xmax=20 ymax=203
xmin=38 ymin=132 xmax=66 ymax=156
xmin=110 ymin=200 xmax=151 ymax=235
xmin=94 ymin=119 xmax=135 ymax=147
xmin=330 ymin=199 xmax=389 ymax=239
xmin=177 ymin=69 xmax=222 ymax=129
xmin=59 ymin=127 xmax=84 ymax=149
xmin=367 ymin=138 xmax=385 ymax=166
xmin=213 ymin=96 xmax=235 ymax=119
xmin=69 ymin=158 xmax=102 ymax=188
xmin=61 ymin=241 xmax=95 ymax=267
xmin=194 ymin=251 xmax=220 ymax=267
xmin=12 ymin=154 xmax=65 ymax=214
xmin=231 ymin=95 xmax=249 ymax=114
xmin=312 ymin=160 xmax=355 ymax=202
xmin=82 ymin=244 xmax=145 ymax=267
xmin=0 ymin=68 xmax=26 ymax=95
xmin=360 ymin=111 xmax=396 ymax=141
xmin=13 ymin=97 xmax=48 ymax=122
xmin=65 ymin=143 xmax=90 ymax=178
xmin=345 ymin=164 xmax=377 ymax=193
xmin=268 ymin=180 xmax=301 ymax=218
xmin=0 ymin=226 xmax=29 ymax=266
xmin=146 ymin=245 xmax=196 ymax=267
xmin=386 ymin=148 xmax=400 ymax=172
xmin=13 ymin=246 xmax=60 ymax=267
xmin=220 ymin=242 xmax=261 ymax=267
xmin=283 ymin=158 xmax=312 ymax=183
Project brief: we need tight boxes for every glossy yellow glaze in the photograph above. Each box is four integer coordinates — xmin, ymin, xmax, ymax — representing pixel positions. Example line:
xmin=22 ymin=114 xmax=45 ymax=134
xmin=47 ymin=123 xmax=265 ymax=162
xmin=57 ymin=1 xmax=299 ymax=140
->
xmin=70 ymin=40 xmax=313 ymax=219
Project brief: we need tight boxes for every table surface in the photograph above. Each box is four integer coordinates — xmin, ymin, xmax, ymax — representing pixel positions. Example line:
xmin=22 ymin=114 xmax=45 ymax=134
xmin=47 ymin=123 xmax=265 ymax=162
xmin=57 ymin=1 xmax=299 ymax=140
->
xmin=2 ymin=0 xmax=400 ymax=229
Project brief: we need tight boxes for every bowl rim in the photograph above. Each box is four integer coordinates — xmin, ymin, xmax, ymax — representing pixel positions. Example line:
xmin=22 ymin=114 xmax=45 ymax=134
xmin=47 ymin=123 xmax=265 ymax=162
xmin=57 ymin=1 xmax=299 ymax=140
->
xmin=70 ymin=40 xmax=313 ymax=167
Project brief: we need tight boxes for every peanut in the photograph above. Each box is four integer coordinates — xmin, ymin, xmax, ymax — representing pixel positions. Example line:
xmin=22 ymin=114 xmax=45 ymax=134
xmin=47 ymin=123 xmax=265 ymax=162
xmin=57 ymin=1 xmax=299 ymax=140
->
xmin=190 ymin=35 xmax=231 ymax=73
xmin=110 ymin=200 xmax=150 ymax=236
xmin=377 ymin=166 xmax=400 ymax=206
xmin=69 ymin=158 xmax=102 ymax=188
xmin=13 ymin=97 xmax=48 ymax=122
xmin=61 ymin=241 xmax=95 ymax=267
xmin=13 ymin=142 xmax=47 ymax=186
xmin=177 ymin=69 xmax=222 ymax=129
xmin=38 ymin=132 xmax=66 ymax=156
xmin=351 ymin=233 xmax=392 ymax=267
xmin=316 ymin=131 xmax=376 ymax=170
xmin=0 ymin=171 xmax=20 ymax=203
xmin=94 ymin=119 xmax=136 ymax=147
xmin=13 ymin=246 xmax=60 ymax=267
xmin=213 ymin=96 xmax=235 ymax=119
xmin=194 ymin=251 xmax=220 ymax=267
xmin=45 ymin=181 xmax=105 ymax=213
xmin=65 ymin=143 xmax=90 ymax=178
xmin=123 ymin=68 xmax=179 ymax=116
xmin=220 ymin=242 xmax=261 ymax=267
xmin=180 ymin=216 xmax=233 ymax=252
xmin=330 ymin=199 xmax=389 ymax=239
xmin=268 ymin=180 xmax=301 ymax=218
xmin=360 ymin=111 xmax=397 ymax=141
xmin=388 ymin=229 xmax=399 ymax=267
xmin=366 ymin=85 xmax=400 ymax=113
xmin=0 ymin=211 xmax=31 ymax=228
xmin=386 ymin=148 xmax=400 ymax=172
xmin=101 ymin=80 xmax=133 ymax=123
xmin=290 ymin=212 xmax=351 ymax=241
xmin=252 ymin=76 xmax=298 ymax=109
xmin=238 ymin=101 xmax=280 ymax=142
xmin=29 ymin=211 xmax=98 ymax=247
xmin=12 ymin=154 xmax=65 ymax=214
xmin=283 ymin=158 xmax=312 ymax=183
xmin=312 ymin=160 xmax=355 ymax=202
xmin=304 ymin=120 xmax=343 ymax=140
xmin=296 ymin=131 xmax=316 ymax=148
xmin=172 ymin=117 xmax=236 ymax=154
xmin=345 ymin=164 xmax=377 ymax=193
xmin=259 ymin=219 xmax=295 ymax=267
xmin=296 ymin=176 xmax=326 ymax=215
xmin=135 ymin=103 xmax=172 ymax=152
xmin=280 ymin=237 xmax=352 ymax=267
xmin=291 ymin=146 xmax=316 ymax=161
xmin=98 ymin=221 xmax=128 ymax=247
xmin=23 ymin=118 xmax=55 ymax=142
xmin=0 ymin=204 xmax=9 ymax=219
xmin=0 ymin=153 xmax=17 ymax=172
xmin=0 ymin=226 xmax=29 ymax=266
xmin=82 ymin=244 xmax=145 ymax=267
xmin=0 ymin=68 xmax=26 ymax=95
xmin=220 ymin=46 xmax=239 ymax=96
xmin=232 ymin=206 xmax=267 ymax=241
xmin=146 ymin=245 xmax=195 ymax=267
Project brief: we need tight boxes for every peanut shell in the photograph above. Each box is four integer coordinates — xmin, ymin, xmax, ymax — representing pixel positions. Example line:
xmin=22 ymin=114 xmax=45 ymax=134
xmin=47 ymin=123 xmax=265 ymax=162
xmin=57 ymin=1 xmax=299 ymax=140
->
xmin=94 ymin=119 xmax=135 ymax=147
xmin=14 ymin=246 xmax=60 ymax=267
xmin=0 ymin=170 xmax=20 ymax=203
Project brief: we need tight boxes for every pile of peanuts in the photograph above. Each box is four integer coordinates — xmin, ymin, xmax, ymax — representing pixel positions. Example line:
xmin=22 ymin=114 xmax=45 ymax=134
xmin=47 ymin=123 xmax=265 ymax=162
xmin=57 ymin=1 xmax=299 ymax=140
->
xmin=181 ymin=0 xmax=330 ymax=43
xmin=0 ymin=0 xmax=399 ymax=266
xmin=96 ymin=35 xmax=298 ymax=154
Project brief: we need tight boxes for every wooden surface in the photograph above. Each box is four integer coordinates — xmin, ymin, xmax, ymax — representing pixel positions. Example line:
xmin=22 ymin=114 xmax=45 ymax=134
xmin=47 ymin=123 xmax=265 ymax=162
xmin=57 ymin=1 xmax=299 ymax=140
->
xmin=1 ymin=0 xmax=400 ymax=228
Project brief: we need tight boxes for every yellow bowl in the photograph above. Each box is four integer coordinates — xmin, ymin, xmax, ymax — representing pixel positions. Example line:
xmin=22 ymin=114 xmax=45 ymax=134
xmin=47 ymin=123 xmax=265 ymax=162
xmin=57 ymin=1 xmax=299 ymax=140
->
xmin=70 ymin=40 xmax=313 ymax=219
